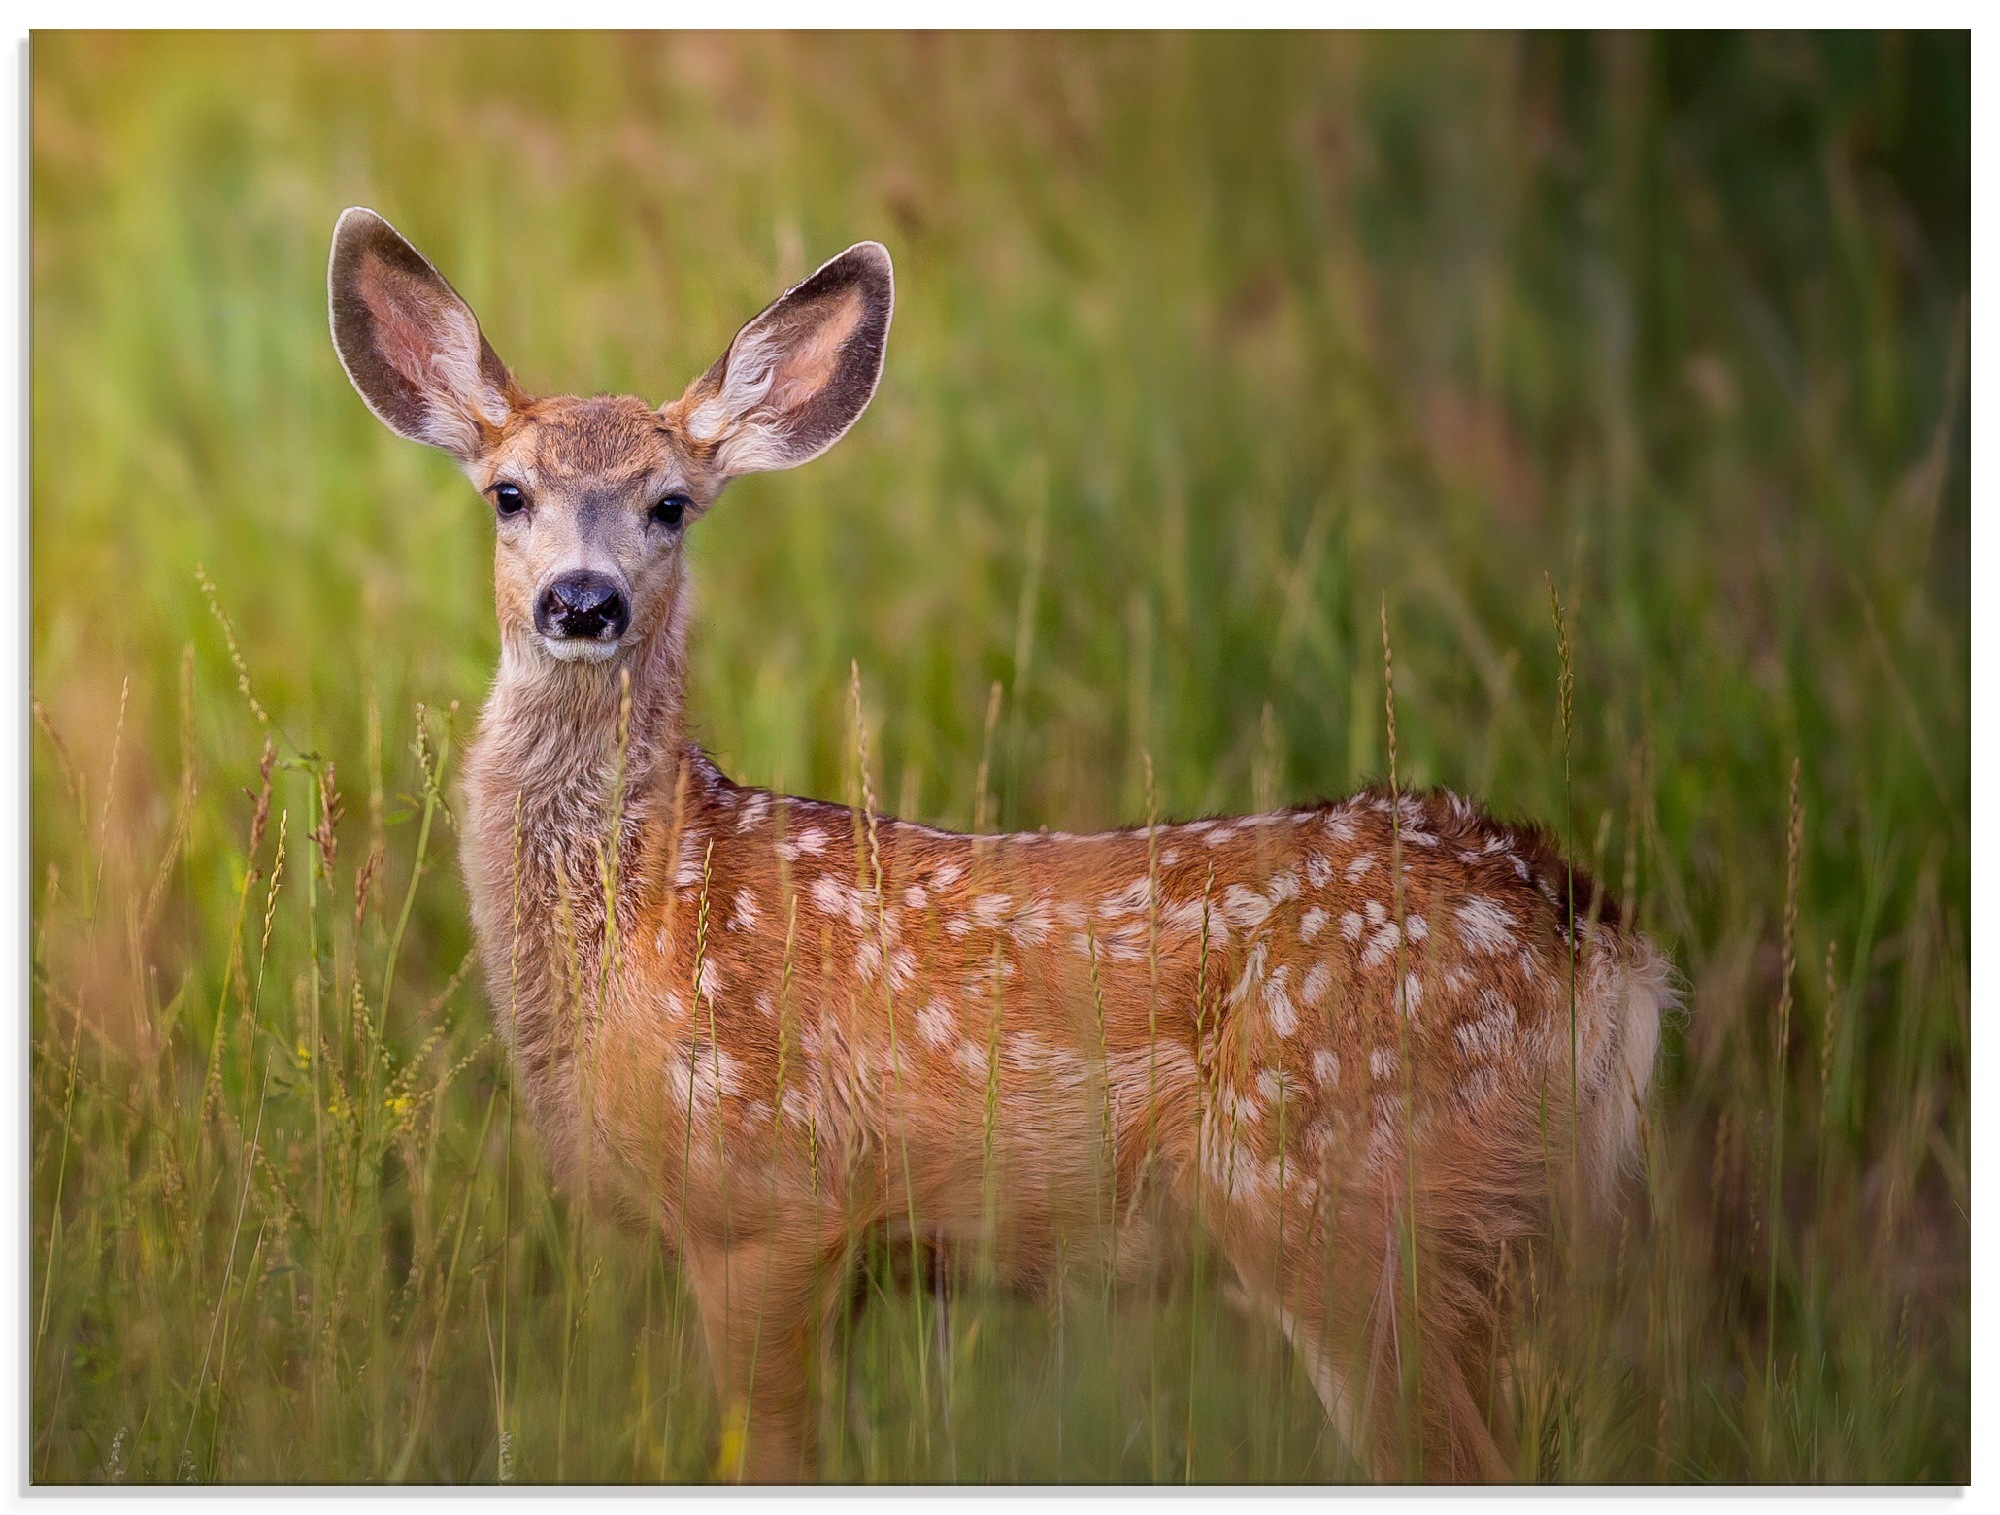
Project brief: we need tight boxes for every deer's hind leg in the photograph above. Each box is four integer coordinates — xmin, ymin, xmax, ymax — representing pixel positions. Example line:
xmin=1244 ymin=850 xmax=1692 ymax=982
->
xmin=684 ymin=1235 xmax=843 ymax=1483
xmin=1223 ymin=1181 xmax=1512 ymax=1484
xmin=1365 ymin=1214 xmax=1514 ymax=1484
xmin=1213 ymin=1176 xmax=1388 ymax=1478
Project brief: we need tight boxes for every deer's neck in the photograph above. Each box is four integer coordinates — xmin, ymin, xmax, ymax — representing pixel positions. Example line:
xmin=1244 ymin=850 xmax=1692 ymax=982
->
xmin=460 ymin=603 xmax=697 ymax=1077
xmin=480 ymin=618 xmax=689 ymax=839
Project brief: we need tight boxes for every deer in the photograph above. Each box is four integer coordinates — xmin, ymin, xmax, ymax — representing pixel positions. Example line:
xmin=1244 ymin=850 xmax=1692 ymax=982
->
xmin=327 ymin=207 xmax=1671 ymax=1484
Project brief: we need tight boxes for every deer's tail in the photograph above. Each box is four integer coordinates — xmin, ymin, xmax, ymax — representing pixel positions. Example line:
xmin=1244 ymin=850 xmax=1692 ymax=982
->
xmin=1574 ymin=927 xmax=1676 ymax=1210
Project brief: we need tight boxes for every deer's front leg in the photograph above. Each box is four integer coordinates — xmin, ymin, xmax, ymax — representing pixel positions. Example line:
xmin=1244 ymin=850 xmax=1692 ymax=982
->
xmin=684 ymin=1237 xmax=839 ymax=1483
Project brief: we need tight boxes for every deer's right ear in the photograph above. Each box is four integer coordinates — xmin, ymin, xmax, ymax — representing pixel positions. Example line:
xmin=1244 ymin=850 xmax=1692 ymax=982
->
xmin=328 ymin=208 xmax=521 ymax=462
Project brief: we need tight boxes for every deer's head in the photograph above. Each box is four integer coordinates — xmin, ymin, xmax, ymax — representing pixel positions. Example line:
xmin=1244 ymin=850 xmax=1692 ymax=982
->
xmin=329 ymin=208 xmax=891 ymax=673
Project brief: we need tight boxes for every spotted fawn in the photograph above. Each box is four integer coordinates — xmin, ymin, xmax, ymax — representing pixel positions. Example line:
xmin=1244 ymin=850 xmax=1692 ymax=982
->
xmin=329 ymin=208 xmax=1671 ymax=1482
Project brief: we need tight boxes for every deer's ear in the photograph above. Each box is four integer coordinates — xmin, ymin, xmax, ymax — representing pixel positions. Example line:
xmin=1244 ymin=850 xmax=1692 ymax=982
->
xmin=328 ymin=207 xmax=522 ymax=461
xmin=674 ymin=241 xmax=893 ymax=479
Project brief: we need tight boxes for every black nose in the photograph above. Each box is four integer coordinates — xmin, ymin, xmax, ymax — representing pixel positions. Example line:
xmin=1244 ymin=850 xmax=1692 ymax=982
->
xmin=535 ymin=571 xmax=629 ymax=642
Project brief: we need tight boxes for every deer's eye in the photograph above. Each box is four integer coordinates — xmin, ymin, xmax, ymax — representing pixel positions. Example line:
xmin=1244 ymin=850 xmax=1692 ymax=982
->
xmin=651 ymin=494 xmax=690 ymax=530
xmin=492 ymin=482 xmax=528 ymax=518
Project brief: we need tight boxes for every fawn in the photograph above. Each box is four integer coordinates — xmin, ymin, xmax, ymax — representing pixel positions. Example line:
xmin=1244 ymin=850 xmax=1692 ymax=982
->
xmin=329 ymin=208 xmax=1670 ymax=1482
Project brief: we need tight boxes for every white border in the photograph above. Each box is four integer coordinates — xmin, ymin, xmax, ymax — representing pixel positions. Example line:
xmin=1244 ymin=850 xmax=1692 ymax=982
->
xmin=5 ymin=15 xmax=1982 ymax=1512
xmin=1965 ymin=7 xmax=1989 ymax=1507
xmin=4 ymin=4 xmax=1990 ymax=27
xmin=9 ymin=21 xmax=29 ymax=1511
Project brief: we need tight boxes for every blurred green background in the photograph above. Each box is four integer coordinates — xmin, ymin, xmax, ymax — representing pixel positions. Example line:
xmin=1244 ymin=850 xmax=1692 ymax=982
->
xmin=31 ymin=32 xmax=1967 ymax=1482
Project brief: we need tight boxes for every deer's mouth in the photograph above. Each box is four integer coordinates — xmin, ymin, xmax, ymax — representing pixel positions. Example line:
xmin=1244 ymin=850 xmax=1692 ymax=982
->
xmin=538 ymin=632 xmax=624 ymax=664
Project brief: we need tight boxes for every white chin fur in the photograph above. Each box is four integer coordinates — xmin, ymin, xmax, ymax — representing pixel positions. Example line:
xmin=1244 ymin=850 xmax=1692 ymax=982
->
xmin=540 ymin=635 xmax=622 ymax=664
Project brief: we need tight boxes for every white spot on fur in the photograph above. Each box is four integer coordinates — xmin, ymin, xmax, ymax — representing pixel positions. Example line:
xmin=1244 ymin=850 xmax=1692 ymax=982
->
xmin=1263 ymin=965 xmax=1298 ymax=1038
xmin=916 ymin=998 xmax=956 ymax=1049
xmin=1455 ymin=896 xmax=1517 ymax=955
xmin=1099 ymin=921 xmax=1150 ymax=962
xmin=1200 ymin=1130 xmax=1264 ymax=1198
xmin=973 ymin=893 xmax=1013 ymax=930
xmin=1222 ymin=885 xmax=1272 ymax=930
xmin=685 ymin=1043 xmax=742 ymax=1114
xmin=735 ymin=792 xmax=773 ymax=833
xmin=674 ymin=832 xmax=708 ymax=888
xmin=1300 ymin=907 xmax=1328 ymax=942
xmin=1009 ymin=898 xmax=1052 ymax=947
xmin=778 ymin=826 xmax=828 ymax=862
xmin=1340 ymin=911 xmax=1364 ymax=942
xmin=1216 ymin=1082 xmax=1263 ymax=1129
xmin=810 ymin=874 xmax=866 ymax=928
xmin=1455 ymin=993 xmax=1518 ymax=1062
xmin=953 ymin=1040 xmax=991 ymax=1080
xmin=1097 ymin=878 xmax=1152 ymax=917
xmin=1228 ymin=942 xmax=1269 ymax=1008
xmin=1312 ymin=1049 xmax=1340 ymax=1088
xmin=1303 ymin=961 xmax=1332 ymax=1009
xmin=1361 ymin=922 xmax=1403 ymax=970
xmin=1305 ymin=852 xmax=1333 ymax=890
xmin=1345 ymin=853 xmax=1375 ymax=882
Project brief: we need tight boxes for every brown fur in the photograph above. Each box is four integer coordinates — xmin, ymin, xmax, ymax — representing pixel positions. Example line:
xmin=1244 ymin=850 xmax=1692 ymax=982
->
xmin=328 ymin=209 xmax=1671 ymax=1483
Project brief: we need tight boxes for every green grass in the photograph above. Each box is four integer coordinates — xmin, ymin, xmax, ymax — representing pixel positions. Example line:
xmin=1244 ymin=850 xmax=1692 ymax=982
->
xmin=30 ymin=31 xmax=1967 ymax=1483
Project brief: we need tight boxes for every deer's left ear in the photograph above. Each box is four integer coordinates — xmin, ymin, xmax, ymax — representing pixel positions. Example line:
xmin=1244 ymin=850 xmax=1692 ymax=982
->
xmin=328 ymin=207 xmax=523 ymax=462
xmin=673 ymin=241 xmax=893 ymax=480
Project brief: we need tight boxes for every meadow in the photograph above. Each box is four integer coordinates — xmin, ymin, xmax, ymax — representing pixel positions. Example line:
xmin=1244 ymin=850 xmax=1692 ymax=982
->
xmin=29 ymin=32 xmax=1968 ymax=1482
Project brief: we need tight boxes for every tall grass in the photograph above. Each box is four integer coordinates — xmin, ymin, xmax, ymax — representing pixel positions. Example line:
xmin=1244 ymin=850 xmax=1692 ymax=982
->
xmin=30 ymin=32 xmax=1966 ymax=1482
